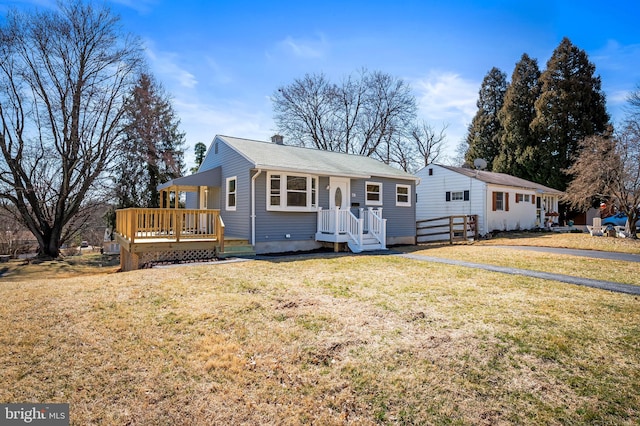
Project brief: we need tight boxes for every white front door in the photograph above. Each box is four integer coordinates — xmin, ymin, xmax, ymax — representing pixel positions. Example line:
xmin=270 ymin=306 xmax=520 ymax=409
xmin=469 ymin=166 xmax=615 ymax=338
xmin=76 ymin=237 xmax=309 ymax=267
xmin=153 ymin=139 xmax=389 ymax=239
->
xmin=330 ymin=177 xmax=350 ymax=210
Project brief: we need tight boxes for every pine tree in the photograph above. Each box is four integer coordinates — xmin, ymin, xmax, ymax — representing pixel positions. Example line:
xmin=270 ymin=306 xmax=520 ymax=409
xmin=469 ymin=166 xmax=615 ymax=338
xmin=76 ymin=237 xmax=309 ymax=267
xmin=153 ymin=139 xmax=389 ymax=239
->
xmin=531 ymin=37 xmax=609 ymax=190
xmin=493 ymin=54 xmax=541 ymax=179
xmin=464 ymin=67 xmax=508 ymax=170
xmin=190 ymin=142 xmax=207 ymax=174
xmin=115 ymin=74 xmax=185 ymax=208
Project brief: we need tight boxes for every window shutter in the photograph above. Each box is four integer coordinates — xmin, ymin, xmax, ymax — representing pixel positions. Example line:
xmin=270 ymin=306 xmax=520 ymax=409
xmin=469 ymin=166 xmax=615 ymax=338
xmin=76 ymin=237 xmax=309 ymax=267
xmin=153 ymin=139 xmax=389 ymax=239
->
xmin=463 ymin=190 xmax=469 ymax=201
xmin=505 ymin=192 xmax=510 ymax=211
xmin=516 ymin=193 xmax=520 ymax=203
xmin=446 ymin=191 xmax=451 ymax=202
xmin=492 ymin=192 xmax=497 ymax=211
xmin=532 ymin=195 xmax=536 ymax=204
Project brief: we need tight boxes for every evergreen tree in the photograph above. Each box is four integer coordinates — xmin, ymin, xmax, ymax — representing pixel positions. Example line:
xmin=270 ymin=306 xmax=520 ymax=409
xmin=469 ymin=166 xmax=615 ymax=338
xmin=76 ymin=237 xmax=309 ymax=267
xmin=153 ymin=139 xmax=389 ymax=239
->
xmin=115 ymin=74 xmax=185 ymax=208
xmin=531 ymin=37 xmax=609 ymax=190
xmin=190 ymin=142 xmax=207 ymax=174
xmin=464 ymin=67 xmax=508 ymax=170
xmin=493 ymin=54 xmax=541 ymax=180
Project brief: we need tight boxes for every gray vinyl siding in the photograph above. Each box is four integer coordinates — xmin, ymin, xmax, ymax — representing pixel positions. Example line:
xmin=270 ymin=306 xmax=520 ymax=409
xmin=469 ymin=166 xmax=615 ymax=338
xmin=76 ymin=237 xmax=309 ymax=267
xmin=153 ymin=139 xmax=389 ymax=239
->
xmin=253 ymin=174 xmax=416 ymax=243
xmin=351 ymin=177 xmax=416 ymax=238
xmin=199 ymin=136 xmax=254 ymax=239
xmin=254 ymin=172 xmax=317 ymax=243
xmin=185 ymin=192 xmax=198 ymax=209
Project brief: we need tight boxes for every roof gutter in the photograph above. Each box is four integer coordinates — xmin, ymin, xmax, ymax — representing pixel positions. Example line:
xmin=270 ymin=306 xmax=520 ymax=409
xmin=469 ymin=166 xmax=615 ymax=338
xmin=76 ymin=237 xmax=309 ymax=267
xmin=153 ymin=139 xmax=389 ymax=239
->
xmin=251 ymin=169 xmax=262 ymax=246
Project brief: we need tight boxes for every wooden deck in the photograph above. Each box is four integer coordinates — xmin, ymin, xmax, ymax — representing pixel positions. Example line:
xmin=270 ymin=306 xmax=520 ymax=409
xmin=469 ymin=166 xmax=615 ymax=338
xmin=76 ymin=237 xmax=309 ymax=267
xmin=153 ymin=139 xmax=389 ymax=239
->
xmin=115 ymin=208 xmax=254 ymax=270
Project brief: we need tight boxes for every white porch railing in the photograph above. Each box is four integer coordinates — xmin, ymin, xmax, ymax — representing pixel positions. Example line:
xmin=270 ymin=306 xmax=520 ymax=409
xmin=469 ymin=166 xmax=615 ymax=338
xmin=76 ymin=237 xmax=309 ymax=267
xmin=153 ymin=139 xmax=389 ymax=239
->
xmin=316 ymin=207 xmax=386 ymax=250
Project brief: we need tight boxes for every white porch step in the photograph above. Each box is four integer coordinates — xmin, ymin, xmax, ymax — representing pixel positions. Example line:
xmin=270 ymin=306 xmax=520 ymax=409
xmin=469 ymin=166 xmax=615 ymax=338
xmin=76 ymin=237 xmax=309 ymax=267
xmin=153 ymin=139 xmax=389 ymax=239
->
xmin=347 ymin=237 xmax=386 ymax=253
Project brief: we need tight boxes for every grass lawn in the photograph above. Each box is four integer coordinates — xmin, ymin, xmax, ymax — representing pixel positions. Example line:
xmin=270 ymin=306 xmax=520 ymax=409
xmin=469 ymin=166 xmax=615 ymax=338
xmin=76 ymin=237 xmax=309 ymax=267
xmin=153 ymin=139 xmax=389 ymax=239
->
xmin=0 ymin=252 xmax=120 ymax=283
xmin=476 ymin=231 xmax=640 ymax=254
xmin=1 ymin=240 xmax=639 ymax=424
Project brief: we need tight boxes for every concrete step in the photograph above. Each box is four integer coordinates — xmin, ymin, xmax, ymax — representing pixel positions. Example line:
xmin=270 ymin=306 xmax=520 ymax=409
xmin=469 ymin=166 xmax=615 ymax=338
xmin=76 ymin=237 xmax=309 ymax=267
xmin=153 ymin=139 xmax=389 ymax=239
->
xmin=217 ymin=243 xmax=255 ymax=259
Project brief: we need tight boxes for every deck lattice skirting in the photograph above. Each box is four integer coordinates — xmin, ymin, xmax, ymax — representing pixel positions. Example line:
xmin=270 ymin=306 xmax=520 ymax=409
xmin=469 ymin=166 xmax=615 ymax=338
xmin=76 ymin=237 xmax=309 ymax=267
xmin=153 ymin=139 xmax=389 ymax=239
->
xmin=121 ymin=247 xmax=218 ymax=270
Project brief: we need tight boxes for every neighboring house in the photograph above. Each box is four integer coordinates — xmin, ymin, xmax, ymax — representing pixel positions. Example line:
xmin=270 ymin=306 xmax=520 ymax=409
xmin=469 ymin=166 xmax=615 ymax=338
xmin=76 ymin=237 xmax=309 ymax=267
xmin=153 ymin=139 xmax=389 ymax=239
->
xmin=415 ymin=164 xmax=563 ymax=238
xmin=160 ymin=135 xmax=419 ymax=254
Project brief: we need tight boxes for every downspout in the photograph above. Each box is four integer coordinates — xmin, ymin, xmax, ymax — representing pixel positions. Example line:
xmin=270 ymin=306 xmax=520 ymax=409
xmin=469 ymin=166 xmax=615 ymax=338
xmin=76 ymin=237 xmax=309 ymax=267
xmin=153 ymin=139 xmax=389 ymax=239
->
xmin=251 ymin=169 xmax=262 ymax=246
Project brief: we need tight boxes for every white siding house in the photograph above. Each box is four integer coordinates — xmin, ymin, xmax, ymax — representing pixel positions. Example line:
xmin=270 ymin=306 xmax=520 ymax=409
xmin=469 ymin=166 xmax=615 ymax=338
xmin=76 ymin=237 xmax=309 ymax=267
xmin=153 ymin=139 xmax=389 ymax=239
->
xmin=416 ymin=164 xmax=563 ymax=238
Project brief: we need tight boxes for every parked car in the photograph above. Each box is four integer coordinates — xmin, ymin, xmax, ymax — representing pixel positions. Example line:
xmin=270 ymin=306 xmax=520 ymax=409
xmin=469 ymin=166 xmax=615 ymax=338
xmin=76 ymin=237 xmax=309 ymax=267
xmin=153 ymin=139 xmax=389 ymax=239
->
xmin=80 ymin=241 xmax=89 ymax=248
xmin=601 ymin=213 xmax=639 ymax=229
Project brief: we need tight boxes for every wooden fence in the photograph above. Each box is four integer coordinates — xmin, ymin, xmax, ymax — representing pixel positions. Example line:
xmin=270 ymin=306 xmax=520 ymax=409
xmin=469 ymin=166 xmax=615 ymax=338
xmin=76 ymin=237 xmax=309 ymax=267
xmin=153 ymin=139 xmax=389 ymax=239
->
xmin=416 ymin=215 xmax=479 ymax=244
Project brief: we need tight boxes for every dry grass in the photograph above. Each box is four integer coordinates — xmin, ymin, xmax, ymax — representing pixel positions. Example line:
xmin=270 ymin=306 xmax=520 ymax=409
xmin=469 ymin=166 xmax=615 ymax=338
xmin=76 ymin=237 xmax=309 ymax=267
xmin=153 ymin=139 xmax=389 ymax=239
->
xmin=405 ymin=244 xmax=640 ymax=286
xmin=476 ymin=231 xmax=640 ymax=254
xmin=1 ymin=253 xmax=639 ymax=425
xmin=0 ymin=253 xmax=119 ymax=282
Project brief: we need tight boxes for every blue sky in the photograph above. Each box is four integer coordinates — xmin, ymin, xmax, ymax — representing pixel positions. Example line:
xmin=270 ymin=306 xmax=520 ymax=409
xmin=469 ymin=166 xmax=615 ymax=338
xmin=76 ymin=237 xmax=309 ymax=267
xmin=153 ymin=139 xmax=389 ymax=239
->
xmin=4 ymin=0 xmax=640 ymax=167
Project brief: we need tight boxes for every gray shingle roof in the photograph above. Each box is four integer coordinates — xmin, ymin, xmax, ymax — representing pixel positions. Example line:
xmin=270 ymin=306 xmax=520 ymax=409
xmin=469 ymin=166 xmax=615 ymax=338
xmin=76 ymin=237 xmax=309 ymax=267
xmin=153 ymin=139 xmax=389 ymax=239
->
xmin=218 ymin=135 xmax=418 ymax=180
xmin=439 ymin=164 xmax=563 ymax=194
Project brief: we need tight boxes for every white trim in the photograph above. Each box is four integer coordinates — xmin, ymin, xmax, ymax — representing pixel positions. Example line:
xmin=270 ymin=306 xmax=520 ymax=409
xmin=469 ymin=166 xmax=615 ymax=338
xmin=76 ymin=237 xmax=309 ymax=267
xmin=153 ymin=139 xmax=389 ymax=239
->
xmin=450 ymin=191 xmax=464 ymax=201
xmin=225 ymin=176 xmax=237 ymax=211
xmin=396 ymin=184 xmax=411 ymax=207
xmin=251 ymin=169 xmax=262 ymax=245
xmin=330 ymin=177 xmax=350 ymax=210
xmin=266 ymin=171 xmax=318 ymax=212
xmin=365 ymin=181 xmax=383 ymax=206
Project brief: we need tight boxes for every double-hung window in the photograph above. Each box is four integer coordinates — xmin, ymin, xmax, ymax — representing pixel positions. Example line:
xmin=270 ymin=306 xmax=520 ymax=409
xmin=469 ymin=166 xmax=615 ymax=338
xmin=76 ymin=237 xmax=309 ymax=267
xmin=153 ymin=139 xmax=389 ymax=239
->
xmin=366 ymin=182 xmax=382 ymax=206
xmin=267 ymin=172 xmax=317 ymax=211
xmin=492 ymin=191 xmax=509 ymax=211
xmin=226 ymin=176 xmax=237 ymax=211
xmin=396 ymin=184 xmax=411 ymax=207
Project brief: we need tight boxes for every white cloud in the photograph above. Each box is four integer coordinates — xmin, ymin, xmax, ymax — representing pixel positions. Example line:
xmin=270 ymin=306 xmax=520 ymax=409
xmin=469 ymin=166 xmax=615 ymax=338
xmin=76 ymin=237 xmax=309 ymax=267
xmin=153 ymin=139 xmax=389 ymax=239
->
xmin=204 ymin=56 xmax=233 ymax=85
xmin=277 ymin=34 xmax=328 ymax=59
xmin=172 ymin=98 xmax=275 ymax=168
xmin=413 ymin=71 xmax=479 ymax=152
xmin=608 ymin=90 xmax=630 ymax=105
xmin=145 ymin=42 xmax=198 ymax=89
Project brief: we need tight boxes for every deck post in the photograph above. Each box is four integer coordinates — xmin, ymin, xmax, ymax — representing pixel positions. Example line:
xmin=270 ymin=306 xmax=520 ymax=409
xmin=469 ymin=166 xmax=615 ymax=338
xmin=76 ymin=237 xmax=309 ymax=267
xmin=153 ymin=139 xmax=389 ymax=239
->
xmin=175 ymin=210 xmax=181 ymax=242
xmin=463 ymin=215 xmax=468 ymax=240
xmin=129 ymin=209 xmax=136 ymax=244
xmin=449 ymin=216 xmax=454 ymax=244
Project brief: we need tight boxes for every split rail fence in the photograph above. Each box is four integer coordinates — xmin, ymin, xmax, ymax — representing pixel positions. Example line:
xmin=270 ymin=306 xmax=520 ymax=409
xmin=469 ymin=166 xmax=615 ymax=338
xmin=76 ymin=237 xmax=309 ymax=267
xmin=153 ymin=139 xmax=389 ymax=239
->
xmin=416 ymin=215 xmax=479 ymax=244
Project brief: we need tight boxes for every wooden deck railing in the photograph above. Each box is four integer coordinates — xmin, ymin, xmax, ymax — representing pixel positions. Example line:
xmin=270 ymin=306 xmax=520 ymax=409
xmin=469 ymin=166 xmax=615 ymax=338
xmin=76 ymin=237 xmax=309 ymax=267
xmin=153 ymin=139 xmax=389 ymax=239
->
xmin=115 ymin=208 xmax=224 ymax=246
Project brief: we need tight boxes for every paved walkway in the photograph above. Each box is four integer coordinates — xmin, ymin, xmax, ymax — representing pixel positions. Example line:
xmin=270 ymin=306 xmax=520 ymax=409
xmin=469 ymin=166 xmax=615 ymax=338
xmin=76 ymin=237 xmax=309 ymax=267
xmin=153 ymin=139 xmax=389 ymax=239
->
xmin=396 ymin=251 xmax=640 ymax=296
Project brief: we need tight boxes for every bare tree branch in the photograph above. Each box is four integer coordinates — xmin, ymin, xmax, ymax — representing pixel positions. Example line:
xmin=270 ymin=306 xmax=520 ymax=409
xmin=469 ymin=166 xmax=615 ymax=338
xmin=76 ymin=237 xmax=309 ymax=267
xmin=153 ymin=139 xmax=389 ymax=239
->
xmin=0 ymin=1 xmax=143 ymax=258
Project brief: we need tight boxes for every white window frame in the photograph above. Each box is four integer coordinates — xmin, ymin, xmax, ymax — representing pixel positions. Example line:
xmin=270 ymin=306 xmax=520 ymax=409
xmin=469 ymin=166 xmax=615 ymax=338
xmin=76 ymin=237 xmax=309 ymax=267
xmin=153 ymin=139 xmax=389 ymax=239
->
xmin=451 ymin=191 xmax=464 ymax=201
xmin=365 ymin=181 xmax=383 ymax=206
xmin=495 ymin=192 xmax=504 ymax=211
xmin=226 ymin=176 xmax=237 ymax=211
xmin=396 ymin=184 xmax=411 ymax=207
xmin=266 ymin=172 xmax=318 ymax=212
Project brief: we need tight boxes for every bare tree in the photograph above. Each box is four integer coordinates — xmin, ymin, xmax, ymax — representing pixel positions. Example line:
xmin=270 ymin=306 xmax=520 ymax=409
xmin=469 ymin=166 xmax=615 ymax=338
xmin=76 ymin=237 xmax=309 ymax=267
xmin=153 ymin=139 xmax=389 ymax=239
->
xmin=0 ymin=1 xmax=143 ymax=258
xmin=410 ymin=121 xmax=448 ymax=167
xmin=273 ymin=69 xmax=417 ymax=163
xmin=563 ymin=126 xmax=640 ymax=238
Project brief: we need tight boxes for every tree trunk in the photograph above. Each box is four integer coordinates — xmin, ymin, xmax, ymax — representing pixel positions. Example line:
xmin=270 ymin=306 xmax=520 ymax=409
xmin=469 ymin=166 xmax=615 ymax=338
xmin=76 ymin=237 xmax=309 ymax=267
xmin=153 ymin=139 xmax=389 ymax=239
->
xmin=37 ymin=227 xmax=62 ymax=259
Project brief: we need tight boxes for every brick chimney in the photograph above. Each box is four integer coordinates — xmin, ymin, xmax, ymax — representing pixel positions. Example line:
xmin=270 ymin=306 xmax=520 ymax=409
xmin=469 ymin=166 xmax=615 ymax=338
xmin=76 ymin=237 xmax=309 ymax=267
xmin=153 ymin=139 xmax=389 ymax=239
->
xmin=271 ymin=134 xmax=284 ymax=145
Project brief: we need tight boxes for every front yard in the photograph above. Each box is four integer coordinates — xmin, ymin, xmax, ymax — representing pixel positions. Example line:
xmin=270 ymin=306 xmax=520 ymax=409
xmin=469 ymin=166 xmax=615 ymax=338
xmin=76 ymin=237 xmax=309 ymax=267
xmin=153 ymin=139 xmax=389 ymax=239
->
xmin=1 ymin=239 xmax=639 ymax=424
